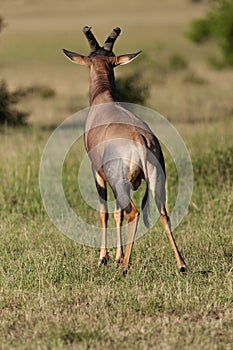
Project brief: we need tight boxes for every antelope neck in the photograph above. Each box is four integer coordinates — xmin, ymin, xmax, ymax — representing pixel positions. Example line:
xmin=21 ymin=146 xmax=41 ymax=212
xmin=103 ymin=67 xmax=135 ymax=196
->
xmin=89 ymin=67 xmax=117 ymax=105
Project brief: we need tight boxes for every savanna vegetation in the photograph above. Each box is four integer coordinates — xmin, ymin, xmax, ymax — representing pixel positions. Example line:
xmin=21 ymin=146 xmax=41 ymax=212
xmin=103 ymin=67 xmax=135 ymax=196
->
xmin=187 ymin=0 xmax=233 ymax=67
xmin=0 ymin=1 xmax=232 ymax=349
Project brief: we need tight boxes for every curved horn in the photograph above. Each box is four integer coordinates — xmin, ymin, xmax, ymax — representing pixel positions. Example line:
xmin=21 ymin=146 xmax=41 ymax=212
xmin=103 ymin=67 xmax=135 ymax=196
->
xmin=83 ymin=26 xmax=100 ymax=53
xmin=103 ymin=27 xmax=121 ymax=52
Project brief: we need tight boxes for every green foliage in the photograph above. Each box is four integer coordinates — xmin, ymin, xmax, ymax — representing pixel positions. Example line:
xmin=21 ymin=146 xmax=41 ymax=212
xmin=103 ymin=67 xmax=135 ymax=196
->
xmin=116 ymin=72 xmax=150 ymax=105
xmin=210 ymin=0 xmax=233 ymax=66
xmin=0 ymin=81 xmax=28 ymax=125
xmin=187 ymin=18 xmax=211 ymax=44
xmin=187 ymin=0 xmax=233 ymax=66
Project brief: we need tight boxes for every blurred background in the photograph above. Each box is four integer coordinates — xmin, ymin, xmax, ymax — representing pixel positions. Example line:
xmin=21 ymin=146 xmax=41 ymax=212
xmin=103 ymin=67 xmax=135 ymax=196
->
xmin=1 ymin=0 xmax=232 ymax=127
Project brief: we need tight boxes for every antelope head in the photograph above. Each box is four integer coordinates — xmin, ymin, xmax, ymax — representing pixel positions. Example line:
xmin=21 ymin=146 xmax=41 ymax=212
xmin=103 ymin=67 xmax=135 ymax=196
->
xmin=63 ymin=26 xmax=141 ymax=69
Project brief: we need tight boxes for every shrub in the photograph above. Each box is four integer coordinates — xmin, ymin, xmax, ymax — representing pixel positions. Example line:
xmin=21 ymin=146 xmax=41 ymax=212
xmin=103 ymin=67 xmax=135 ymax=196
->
xmin=116 ymin=72 xmax=150 ymax=105
xmin=187 ymin=18 xmax=211 ymax=44
xmin=187 ymin=0 xmax=233 ymax=66
xmin=0 ymin=81 xmax=28 ymax=125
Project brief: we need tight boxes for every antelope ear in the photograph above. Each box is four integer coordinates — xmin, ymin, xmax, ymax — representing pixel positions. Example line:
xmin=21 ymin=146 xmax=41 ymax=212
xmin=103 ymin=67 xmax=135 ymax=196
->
xmin=115 ymin=51 xmax=142 ymax=66
xmin=62 ymin=49 xmax=90 ymax=66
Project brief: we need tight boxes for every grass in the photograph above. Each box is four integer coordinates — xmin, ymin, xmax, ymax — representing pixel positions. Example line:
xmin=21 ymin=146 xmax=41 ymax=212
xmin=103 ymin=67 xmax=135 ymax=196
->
xmin=0 ymin=0 xmax=233 ymax=349
xmin=0 ymin=123 xmax=232 ymax=350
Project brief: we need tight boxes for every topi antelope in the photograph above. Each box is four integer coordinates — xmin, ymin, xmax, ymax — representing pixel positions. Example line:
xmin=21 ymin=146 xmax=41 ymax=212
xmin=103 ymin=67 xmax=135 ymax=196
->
xmin=63 ymin=26 xmax=186 ymax=274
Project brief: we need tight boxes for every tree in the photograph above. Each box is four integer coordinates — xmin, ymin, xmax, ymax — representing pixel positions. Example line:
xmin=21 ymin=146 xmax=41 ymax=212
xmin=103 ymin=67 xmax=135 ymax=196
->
xmin=187 ymin=0 xmax=233 ymax=67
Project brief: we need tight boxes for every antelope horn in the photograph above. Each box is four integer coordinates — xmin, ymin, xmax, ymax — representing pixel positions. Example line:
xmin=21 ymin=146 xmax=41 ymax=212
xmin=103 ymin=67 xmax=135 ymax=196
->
xmin=103 ymin=27 xmax=121 ymax=52
xmin=83 ymin=26 xmax=100 ymax=53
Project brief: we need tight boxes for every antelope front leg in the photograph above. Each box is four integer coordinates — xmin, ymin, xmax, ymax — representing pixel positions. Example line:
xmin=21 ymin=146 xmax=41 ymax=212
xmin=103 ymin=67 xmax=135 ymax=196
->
xmin=122 ymin=201 xmax=139 ymax=274
xmin=114 ymin=205 xmax=124 ymax=266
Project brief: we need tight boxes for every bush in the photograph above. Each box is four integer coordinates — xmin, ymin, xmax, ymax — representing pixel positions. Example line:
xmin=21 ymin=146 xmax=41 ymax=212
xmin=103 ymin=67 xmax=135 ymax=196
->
xmin=187 ymin=18 xmax=211 ymax=44
xmin=116 ymin=72 xmax=150 ymax=105
xmin=0 ymin=81 xmax=28 ymax=125
xmin=187 ymin=0 xmax=233 ymax=66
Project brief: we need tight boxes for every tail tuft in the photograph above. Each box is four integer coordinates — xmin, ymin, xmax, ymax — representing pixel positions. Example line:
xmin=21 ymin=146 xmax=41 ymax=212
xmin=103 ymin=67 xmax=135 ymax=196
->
xmin=142 ymin=182 xmax=150 ymax=228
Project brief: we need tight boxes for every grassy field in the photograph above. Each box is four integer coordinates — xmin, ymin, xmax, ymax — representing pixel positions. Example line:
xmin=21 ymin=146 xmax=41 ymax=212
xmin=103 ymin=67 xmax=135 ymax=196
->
xmin=0 ymin=1 xmax=233 ymax=349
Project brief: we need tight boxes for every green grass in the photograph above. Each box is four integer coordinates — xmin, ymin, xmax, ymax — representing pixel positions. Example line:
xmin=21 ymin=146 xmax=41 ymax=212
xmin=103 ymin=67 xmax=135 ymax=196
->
xmin=0 ymin=0 xmax=233 ymax=349
xmin=0 ymin=124 xmax=232 ymax=350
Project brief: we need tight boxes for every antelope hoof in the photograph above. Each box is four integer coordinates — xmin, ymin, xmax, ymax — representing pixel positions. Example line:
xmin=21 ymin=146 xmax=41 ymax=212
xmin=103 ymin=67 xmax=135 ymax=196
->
xmin=179 ymin=265 xmax=187 ymax=274
xmin=122 ymin=268 xmax=128 ymax=275
xmin=98 ymin=257 xmax=108 ymax=266
xmin=115 ymin=259 xmax=121 ymax=267
xmin=121 ymin=264 xmax=129 ymax=275
xmin=115 ymin=258 xmax=123 ymax=267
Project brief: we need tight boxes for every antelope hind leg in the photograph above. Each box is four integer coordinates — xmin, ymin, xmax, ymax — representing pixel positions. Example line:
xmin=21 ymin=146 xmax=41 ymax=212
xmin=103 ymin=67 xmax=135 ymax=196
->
xmin=94 ymin=171 xmax=109 ymax=266
xmin=114 ymin=205 xmax=124 ymax=266
xmin=122 ymin=201 xmax=139 ymax=274
xmin=160 ymin=207 xmax=186 ymax=272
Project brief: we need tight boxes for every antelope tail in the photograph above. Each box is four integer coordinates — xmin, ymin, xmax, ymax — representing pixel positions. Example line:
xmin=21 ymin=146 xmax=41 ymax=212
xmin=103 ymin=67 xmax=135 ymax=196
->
xmin=142 ymin=181 xmax=150 ymax=228
xmin=139 ymin=141 xmax=150 ymax=228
